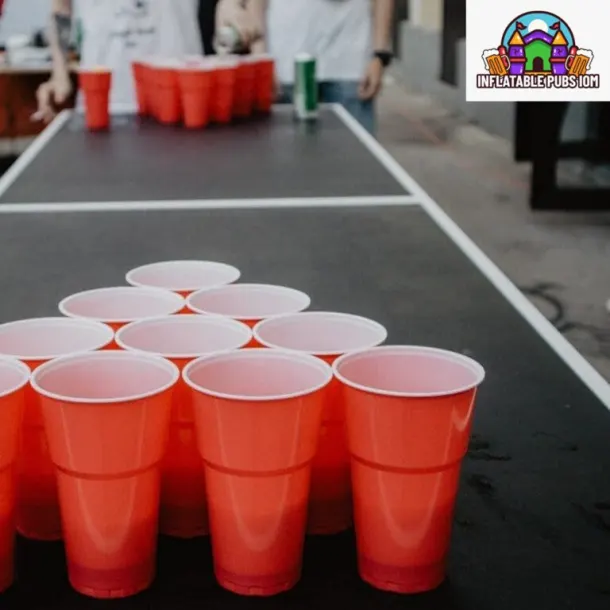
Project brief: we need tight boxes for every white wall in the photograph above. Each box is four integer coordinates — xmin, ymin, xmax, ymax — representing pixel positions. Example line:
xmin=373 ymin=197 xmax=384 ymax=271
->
xmin=0 ymin=0 xmax=49 ymax=43
xmin=409 ymin=0 xmax=442 ymax=32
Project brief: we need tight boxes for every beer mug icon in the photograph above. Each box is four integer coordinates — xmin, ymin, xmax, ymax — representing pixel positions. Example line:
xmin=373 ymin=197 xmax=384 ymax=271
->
xmin=482 ymin=48 xmax=510 ymax=76
xmin=566 ymin=47 xmax=593 ymax=76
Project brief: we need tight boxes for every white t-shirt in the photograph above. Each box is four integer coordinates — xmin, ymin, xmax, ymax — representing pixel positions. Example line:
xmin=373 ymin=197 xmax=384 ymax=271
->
xmin=267 ymin=0 xmax=372 ymax=84
xmin=76 ymin=0 xmax=202 ymax=111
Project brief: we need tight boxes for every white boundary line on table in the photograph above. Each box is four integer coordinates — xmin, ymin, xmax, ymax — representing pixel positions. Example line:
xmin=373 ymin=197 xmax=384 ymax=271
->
xmin=332 ymin=103 xmax=610 ymax=409
xmin=0 ymin=110 xmax=72 ymax=200
xmin=0 ymin=195 xmax=419 ymax=214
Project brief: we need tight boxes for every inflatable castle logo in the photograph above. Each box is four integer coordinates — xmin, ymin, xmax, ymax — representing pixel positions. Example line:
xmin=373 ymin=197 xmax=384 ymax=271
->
xmin=477 ymin=11 xmax=599 ymax=89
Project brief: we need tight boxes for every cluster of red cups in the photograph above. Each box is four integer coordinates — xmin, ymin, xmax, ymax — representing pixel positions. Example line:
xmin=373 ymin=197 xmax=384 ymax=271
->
xmin=0 ymin=260 xmax=485 ymax=599
xmin=77 ymin=55 xmax=275 ymax=132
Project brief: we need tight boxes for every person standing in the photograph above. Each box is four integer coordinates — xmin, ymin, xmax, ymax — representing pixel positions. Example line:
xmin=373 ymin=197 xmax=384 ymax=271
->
xmin=36 ymin=0 xmax=203 ymax=121
xmin=247 ymin=0 xmax=395 ymax=134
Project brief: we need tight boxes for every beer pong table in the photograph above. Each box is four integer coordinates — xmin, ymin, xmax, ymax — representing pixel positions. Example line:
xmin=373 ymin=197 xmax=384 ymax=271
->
xmin=1 ymin=105 xmax=610 ymax=609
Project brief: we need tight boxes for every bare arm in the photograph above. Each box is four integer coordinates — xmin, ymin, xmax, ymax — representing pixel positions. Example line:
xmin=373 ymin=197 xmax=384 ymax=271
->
xmin=246 ymin=0 xmax=268 ymax=53
xmin=49 ymin=0 xmax=73 ymax=79
xmin=248 ymin=0 xmax=268 ymax=21
xmin=372 ymin=0 xmax=394 ymax=52
xmin=34 ymin=0 xmax=73 ymax=122
xmin=359 ymin=0 xmax=395 ymax=101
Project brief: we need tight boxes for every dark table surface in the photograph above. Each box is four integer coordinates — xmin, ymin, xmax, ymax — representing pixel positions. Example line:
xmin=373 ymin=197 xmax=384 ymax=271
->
xmin=0 ymin=108 xmax=407 ymax=204
xmin=1 ymin=206 xmax=610 ymax=609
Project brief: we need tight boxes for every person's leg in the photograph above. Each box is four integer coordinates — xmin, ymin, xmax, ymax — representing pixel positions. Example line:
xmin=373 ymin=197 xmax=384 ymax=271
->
xmin=319 ymin=81 xmax=376 ymax=135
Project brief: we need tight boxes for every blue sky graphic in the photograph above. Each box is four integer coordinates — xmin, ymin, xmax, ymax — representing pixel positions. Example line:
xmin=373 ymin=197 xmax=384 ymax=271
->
xmin=501 ymin=11 xmax=575 ymax=48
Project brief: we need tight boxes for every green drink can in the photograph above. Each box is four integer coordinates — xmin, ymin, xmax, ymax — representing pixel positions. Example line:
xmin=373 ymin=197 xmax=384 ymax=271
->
xmin=294 ymin=53 xmax=318 ymax=120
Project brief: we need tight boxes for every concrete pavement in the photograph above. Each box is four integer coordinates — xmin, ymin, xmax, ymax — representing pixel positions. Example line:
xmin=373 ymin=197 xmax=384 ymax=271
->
xmin=377 ymin=77 xmax=610 ymax=380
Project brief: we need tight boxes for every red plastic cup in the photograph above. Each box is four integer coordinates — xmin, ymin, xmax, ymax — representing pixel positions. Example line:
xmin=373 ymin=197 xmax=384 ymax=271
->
xmin=141 ymin=60 xmax=158 ymax=119
xmin=210 ymin=57 xmax=238 ymax=123
xmin=184 ymin=349 xmax=332 ymax=596
xmin=126 ymin=260 xmax=241 ymax=299
xmin=233 ymin=57 xmax=257 ymax=118
xmin=115 ymin=315 xmax=252 ymax=538
xmin=333 ymin=346 xmax=485 ymax=594
xmin=79 ymin=67 xmax=112 ymax=131
xmin=250 ymin=54 xmax=275 ymax=114
xmin=149 ymin=59 xmax=182 ymax=125
xmin=186 ymin=283 xmax=310 ymax=330
xmin=254 ymin=312 xmax=387 ymax=535
xmin=177 ymin=65 xmax=215 ymax=129
xmin=0 ymin=357 xmax=29 ymax=593
xmin=131 ymin=61 xmax=148 ymax=116
xmin=32 ymin=351 xmax=179 ymax=599
xmin=0 ymin=318 xmax=114 ymax=541
xmin=58 ymin=287 xmax=185 ymax=334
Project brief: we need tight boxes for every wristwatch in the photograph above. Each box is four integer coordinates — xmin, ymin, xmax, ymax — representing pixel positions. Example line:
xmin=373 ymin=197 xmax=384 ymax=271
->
xmin=373 ymin=50 xmax=393 ymax=68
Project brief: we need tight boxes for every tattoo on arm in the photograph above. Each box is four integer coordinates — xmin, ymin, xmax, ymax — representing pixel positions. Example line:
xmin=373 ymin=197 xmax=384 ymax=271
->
xmin=53 ymin=13 xmax=72 ymax=60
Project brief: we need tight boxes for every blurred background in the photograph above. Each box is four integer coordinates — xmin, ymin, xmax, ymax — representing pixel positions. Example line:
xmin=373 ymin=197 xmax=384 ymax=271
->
xmin=1 ymin=0 xmax=54 ymax=164
xmin=0 ymin=0 xmax=609 ymax=379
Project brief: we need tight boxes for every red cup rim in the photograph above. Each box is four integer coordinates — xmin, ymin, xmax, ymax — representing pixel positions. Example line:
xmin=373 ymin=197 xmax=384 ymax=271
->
xmin=214 ymin=57 xmax=239 ymax=69
xmin=58 ymin=286 xmax=185 ymax=324
xmin=244 ymin=53 xmax=273 ymax=64
xmin=253 ymin=311 xmax=387 ymax=357
xmin=248 ymin=52 xmax=274 ymax=61
xmin=125 ymin=260 xmax=241 ymax=292
xmin=178 ymin=63 xmax=216 ymax=72
xmin=0 ymin=317 xmax=115 ymax=362
xmin=332 ymin=345 xmax=486 ymax=398
xmin=183 ymin=348 xmax=333 ymax=403
xmin=186 ymin=283 xmax=311 ymax=321
xmin=182 ymin=54 xmax=207 ymax=63
xmin=146 ymin=58 xmax=183 ymax=69
xmin=78 ymin=66 xmax=111 ymax=74
xmin=115 ymin=314 xmax=253 ymax=359
xmin=0 ymin=355 xmax=30 ymax=399
xmin=31 ymin=350 xmax=180 ymax=405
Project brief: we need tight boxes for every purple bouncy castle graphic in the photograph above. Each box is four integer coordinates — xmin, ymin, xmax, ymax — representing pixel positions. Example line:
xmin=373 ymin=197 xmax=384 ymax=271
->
xmin=481 ymin=11 xmax=594 ymax=78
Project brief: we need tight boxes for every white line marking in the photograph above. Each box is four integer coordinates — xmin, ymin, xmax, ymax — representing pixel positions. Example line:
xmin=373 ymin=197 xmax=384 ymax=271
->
xmin=333 ymin=103 xmax=610 ymax=409
xmin=0 ymin=110 xmax=72 ymax=199
xmin=0 ymin=195 xmax=420 ymax=214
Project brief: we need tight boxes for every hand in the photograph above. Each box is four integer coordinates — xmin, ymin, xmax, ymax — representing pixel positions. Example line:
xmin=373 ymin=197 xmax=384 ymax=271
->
xmin=215 ymin=0 xmax=264 ymax=48
xmin=358 ymin=58 xmax=384 ymax=101
xmin=250 ymin=38 xmax=267 ymax=56
xmin=33 ymin=74 xmax=72 ymax=123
